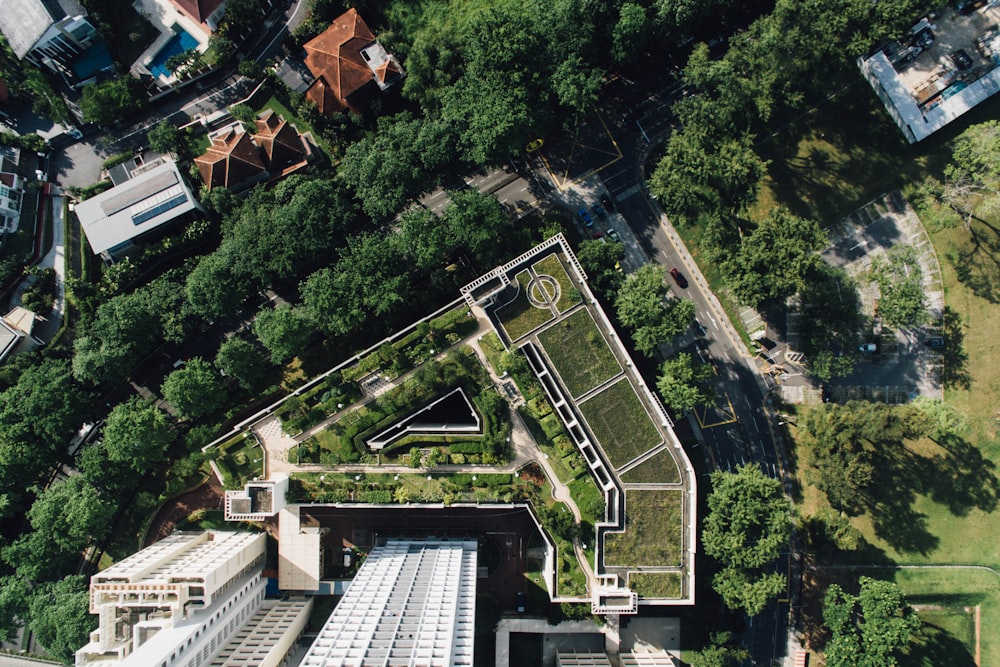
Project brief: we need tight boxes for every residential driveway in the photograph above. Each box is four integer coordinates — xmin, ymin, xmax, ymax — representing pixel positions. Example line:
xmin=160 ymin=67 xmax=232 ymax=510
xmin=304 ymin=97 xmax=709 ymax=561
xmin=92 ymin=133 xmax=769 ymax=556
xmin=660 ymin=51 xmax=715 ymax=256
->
xmin=51 ymin=139 xmax=109 ymax=189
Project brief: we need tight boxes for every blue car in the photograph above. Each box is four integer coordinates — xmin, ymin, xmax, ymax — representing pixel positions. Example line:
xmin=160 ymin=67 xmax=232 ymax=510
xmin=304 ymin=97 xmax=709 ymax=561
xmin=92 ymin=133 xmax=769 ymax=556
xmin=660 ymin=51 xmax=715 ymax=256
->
xmin=577 ymin=208 xmax=593 ymax=227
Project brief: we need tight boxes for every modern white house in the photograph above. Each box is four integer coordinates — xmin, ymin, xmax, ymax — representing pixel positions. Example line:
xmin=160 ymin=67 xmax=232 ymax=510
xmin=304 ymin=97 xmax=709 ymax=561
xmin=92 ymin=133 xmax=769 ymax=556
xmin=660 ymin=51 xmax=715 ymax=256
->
xmin=0 ymin=0 xmax=114 ymax=86
xmin=74 ymin=157 xmax=201 ymax=261
xmin=300 ymin=539 xmax=478 ymax=667
xmin=75 ymin=531 xmax=311 ymax=667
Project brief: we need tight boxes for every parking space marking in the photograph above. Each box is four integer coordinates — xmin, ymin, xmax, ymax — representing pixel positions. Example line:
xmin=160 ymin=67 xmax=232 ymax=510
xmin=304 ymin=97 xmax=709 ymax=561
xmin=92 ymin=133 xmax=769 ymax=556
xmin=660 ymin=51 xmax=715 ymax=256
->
xmin=694 ymin=392 xmax=738 ymax=429
xmin=538 ymin=108 xmax=624 ymax=191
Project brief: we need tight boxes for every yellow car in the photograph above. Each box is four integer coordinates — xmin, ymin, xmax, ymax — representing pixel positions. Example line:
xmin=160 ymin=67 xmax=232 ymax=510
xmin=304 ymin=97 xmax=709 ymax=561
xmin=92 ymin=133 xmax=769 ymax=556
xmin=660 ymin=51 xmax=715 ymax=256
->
xmin=525 ymin=138 xmax=544 ymax=153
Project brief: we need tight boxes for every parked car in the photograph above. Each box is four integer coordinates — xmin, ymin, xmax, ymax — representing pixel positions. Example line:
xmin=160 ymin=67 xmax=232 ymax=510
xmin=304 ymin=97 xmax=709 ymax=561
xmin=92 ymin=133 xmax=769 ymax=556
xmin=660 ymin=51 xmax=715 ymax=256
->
xmin=525 ymin=138 xmax=544 ymax=153
xmin=669 ymin=268 xmax=688 ymax=288
xmin=607 ymin=228 xmax=621 ymax=242
xmin=925 ymin=337 xmax=946 ymax=349
xmin=950 ymin=49 xmax=974 ymax=70
xmin=859 ymin=343 xmax=877 ymax=352
xmin=516 ymin=591 xmax=526 ymax=613
xmin=955 ymin=0 xmax=986 ymax=15
xmin=577 ymin=208 xmax=593 ymax=227
xmin=593 ymin=203 xmax=606 ymax=219
xmin=601 ymin=192 xmax=615 ymax=212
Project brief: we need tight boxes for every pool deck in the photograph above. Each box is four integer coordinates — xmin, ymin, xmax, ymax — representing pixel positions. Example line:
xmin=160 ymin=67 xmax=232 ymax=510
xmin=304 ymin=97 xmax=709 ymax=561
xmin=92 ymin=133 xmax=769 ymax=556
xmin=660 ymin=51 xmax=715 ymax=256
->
xmin=130 ymin=0 xmax=209 ymax=82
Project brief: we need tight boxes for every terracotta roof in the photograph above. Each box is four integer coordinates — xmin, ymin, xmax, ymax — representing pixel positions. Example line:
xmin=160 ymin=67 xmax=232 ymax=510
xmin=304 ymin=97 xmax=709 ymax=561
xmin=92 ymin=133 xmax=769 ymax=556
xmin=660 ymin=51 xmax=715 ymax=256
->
xmin=302 ymin=8 xmax=379 ymax=113
xmin=193 ymin=127 xmax=266 ymax=190
xmin=169 ymin=0 xmax=224 ymax=23
xmin=254 ymin=111 xmax=307 ymax=172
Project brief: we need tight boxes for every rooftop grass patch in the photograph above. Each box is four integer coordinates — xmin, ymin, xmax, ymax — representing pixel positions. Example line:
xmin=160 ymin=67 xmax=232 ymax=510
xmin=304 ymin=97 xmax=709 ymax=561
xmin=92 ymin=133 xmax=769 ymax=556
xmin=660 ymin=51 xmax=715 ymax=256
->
xmin=537 ymin=309 xmax=621 ymax=398
xmin=497 ymin=270 xmax=555 ymax=341
xmin=532 ymin=253 xmax=578 ymax=313
xmin=628 ymin=572 xmax=682 ymax=599
xmin=605 ymin=489 xmax=683 ymax=567
xmin=213 ymin=433 xmax=264 ymax=488
xmin=568 ymin=475 xmax=605 ymax=526
xmin=579 ymin=378 xmax=662 ymax=469
xmin=619 ymin=448 xmax=681 ymax=485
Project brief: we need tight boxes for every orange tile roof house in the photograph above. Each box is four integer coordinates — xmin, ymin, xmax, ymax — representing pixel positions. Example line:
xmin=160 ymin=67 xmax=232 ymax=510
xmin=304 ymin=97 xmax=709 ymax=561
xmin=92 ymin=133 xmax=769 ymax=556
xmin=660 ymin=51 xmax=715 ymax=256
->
xmin=194 ymin=113 xmax=313 ymax=190
xmin=195 ymin=126 xmax=268 ymax=191
xmin=169 ymin=0 xmax=226 ymax=34
xmin=254 ymin=110 xmax=311 ymax=175
xmin=302 ymin=8 xmax=403 ymax=115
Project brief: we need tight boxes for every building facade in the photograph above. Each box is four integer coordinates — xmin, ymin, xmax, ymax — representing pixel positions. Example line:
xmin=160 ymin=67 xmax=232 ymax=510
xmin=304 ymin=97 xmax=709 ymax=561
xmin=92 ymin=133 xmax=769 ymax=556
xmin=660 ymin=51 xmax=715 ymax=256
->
xmin=0 ymin=0 xmax=113 ymax=86
xmin=75 ymin=531 xmax=309 ymax=667
xmin=300 ymin=539 xmax=478 ymax=667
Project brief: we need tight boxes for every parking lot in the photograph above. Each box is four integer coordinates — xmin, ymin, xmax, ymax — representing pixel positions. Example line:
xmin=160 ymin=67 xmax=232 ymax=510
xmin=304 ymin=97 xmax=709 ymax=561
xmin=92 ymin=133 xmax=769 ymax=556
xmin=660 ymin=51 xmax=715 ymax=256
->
xmin=818 ymin=191 xmax=944 ymax=401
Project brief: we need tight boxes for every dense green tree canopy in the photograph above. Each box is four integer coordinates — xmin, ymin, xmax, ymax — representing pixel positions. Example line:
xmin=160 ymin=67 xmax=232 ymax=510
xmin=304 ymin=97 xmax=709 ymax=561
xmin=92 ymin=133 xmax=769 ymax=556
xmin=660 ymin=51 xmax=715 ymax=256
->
xmin=799 ymin=401 xmax=932 ymax=514
xmin=101 ymin=397 xmax=175 ymax=473
xmin=823 ymin=577 xmax=920 ymax=667
xmin=215 ymin=337 xmax=269 ymax=390
xmin=80 ymin=77 xmax=144 ymax=125
xmin=161 ymin=358 xmax=226 ymax=419
xmin=253 ymin=304 xmax=315 ymax=364
xmin=656 ymin=352 xmax=713 ymax=413
xmin=615 ymin=264 xmax=695 ymax=356
xmin=576 ymin=239 xmax=625 ymax=300
xmin=870 ymin=245 xmax=929 ymax=328
xmin=722 ymin=208 xmax=825 ymax=308
xmin=28 ymin=575 xmax=96 ymax=663
xmin=703 ymin=464 xmax=791 ymax=615
xmin=341 ymin=113 xmax=457 ymax=219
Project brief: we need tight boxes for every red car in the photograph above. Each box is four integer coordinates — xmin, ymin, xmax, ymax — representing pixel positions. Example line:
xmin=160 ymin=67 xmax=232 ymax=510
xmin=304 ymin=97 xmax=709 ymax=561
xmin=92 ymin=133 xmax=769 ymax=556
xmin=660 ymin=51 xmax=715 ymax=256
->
xmin=669 ymin=268 xmax=688 ymax=288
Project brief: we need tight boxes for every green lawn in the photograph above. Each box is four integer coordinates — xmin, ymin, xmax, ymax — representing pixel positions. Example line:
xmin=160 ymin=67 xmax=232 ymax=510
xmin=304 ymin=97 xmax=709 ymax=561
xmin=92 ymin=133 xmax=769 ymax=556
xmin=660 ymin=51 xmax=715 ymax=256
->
xmin=629 ymin=572 xmax=682 ymax=599
xmin=213 ymin=434 xmax=265 ymax=489
xmin=537 ymin=309 xmax=621 ymax=397
xmin=579 ymin=378 xmax=662 ymax=469
xmin=479 ymin=330 xmax=507 ymax=375
xmin=619 ymin=448 xmax=681 ymax=484
xmin=532 ymin=253 xmax=578 ymax=313
xmin=881 ymin=568 xmax=992 ymax=667
xmin=497 ymin=270 xmax=555 ymax=341
xmin=605 ymin=489 xmax=683 ymax=567
xmin=568 ymin=474 xmax=605 ymax=526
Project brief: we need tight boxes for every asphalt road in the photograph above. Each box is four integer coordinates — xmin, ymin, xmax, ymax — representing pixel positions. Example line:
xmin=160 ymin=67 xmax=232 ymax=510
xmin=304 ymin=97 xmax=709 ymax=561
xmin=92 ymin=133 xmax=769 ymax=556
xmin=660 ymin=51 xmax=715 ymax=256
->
xmin=580 ymin=75 xmax=789 ymax=667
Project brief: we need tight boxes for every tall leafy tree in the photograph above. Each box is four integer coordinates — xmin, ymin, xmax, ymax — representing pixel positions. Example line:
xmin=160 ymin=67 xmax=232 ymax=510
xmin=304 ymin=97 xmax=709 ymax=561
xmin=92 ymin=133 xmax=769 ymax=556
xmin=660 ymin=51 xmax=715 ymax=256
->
xmin=823 ymin=577 xmax=920 ymax=667
xmin=656 ymin=352 xmax=713 ymax=413
xmin=101 ymin=397 xmax=175 ymax=473
xmin=870 ymin=245 xmax=929 ymax=328
xmin=722 ymin=208 xmax=825 ymax=308
xmin=703 ymin=464 xmax=791 ymax=615
xmin=576 ymin=239 xmax=625 ymax=300
xmin=215 ymin=337 xmax=269 ymax=390
xmin=616 ymin=265 xmax=695 ymax=356
xmin=161 ymin=358 xmax=226 ymax=419
xmin=28 ymin=575 xmax=96 ymax=663
xmin=253 ymin=304 xmax=314 ymax=364
xmin=79 ymin=77 xmax=144 ymax=125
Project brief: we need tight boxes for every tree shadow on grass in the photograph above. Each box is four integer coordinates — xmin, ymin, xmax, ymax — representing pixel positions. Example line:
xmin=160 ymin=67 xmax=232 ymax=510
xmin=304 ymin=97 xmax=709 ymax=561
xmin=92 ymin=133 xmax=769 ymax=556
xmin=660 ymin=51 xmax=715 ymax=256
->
xmin=910 ymin=434 xmax=1000 ymax=517
xmin=935 ymin=307 xmax=971 ymax=391
xmin=865 ymin=475 xmax=940 ymax=556
xmin=903 ymin=623 xmax=977 ymax=667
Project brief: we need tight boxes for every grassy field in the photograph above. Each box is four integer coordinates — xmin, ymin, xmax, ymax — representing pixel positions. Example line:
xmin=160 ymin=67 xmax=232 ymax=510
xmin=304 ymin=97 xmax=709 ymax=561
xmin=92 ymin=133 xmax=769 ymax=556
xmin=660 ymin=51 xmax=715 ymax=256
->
xmin=605 ymin=489 xmax=683 ymax=567
xmin=537 ymin=309 xmax=621 ymax=397
xmin=629 ymin=572 xmax=682 ymax=599
xmin=479 ymin=331 xmax=507 ymax=375
xmin=498 ymin=270 xmax=555 ymax=341
xmin=579 ymin=378 xmax=662 ymax=469
xmin=619 ymin=448 xmax=681 ymax=484
xmin=213 ymin=434 xmax=264 ymax=488
xmin=532 ymin=253 xmax=577 ymax=313
xmin=759 ymin=81 xmax=1000 ymax=664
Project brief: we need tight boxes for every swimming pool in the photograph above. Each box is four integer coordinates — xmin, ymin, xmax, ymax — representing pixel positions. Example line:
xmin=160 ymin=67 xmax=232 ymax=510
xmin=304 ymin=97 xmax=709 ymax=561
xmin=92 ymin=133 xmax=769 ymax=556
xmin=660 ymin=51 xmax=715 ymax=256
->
xmin=148 ymin=27 xmax=199 ymax=79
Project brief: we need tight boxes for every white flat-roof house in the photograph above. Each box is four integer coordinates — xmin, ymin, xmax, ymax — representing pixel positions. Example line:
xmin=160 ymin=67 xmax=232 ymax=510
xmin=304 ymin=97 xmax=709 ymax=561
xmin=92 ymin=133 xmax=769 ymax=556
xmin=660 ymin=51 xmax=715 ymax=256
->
xmin=300 ymin=539 xmax=478 ymax=667
xmin=75 ymin=531 xmax=311 ymax=667
xmin=0 ymin=0 xmax=114 ymax=86
xmin=74 ymin=158 xmax=201 ymax=261
xmin=860 ymin=5 xmax=1000 ymax=143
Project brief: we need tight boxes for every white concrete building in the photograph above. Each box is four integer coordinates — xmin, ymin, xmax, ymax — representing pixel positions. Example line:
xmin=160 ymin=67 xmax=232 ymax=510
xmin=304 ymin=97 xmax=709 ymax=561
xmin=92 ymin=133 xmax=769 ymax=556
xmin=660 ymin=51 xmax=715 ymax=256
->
xmin=75 ymin=531 xmax=309 ymax=667
xmin=74 ymin=158 xmax=201 ymax=260
xmin=0 ymin=0 xmax=113 ymax=85
xmin=224 ymin=474 xmax=288 ymax=522
xmin=300 ymin=539 xmax=478 ymax=667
